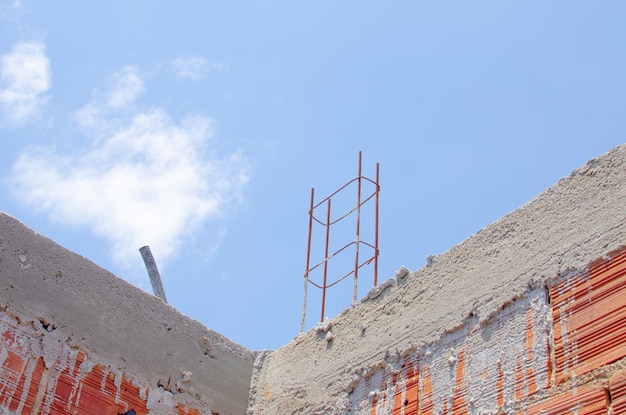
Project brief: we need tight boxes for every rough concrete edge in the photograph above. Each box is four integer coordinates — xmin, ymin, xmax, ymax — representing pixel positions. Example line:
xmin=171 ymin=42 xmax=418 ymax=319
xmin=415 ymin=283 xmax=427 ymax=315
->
xmin=360 ymin=144 xmax=626 ymax=308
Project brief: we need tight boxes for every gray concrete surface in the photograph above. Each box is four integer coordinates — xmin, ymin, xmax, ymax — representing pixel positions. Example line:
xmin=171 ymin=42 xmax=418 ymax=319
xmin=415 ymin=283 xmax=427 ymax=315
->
xmin=0 ymin=212 xmax=254 ymax=415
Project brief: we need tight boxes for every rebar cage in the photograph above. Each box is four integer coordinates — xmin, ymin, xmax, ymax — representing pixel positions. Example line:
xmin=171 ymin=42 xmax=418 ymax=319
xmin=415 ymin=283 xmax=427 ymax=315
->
xmin=301 ymin=152 xmax=379 ymax=331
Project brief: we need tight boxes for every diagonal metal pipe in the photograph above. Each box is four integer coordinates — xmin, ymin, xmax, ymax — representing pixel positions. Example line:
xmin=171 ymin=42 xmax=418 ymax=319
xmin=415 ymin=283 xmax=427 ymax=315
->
xmin=139 ymin=245 xmax=168 ymax=303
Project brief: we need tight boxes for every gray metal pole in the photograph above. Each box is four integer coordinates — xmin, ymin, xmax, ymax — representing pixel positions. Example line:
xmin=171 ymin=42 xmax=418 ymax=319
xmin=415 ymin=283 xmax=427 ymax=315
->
xmin=139 ymin=245 xmax=167 ymax=303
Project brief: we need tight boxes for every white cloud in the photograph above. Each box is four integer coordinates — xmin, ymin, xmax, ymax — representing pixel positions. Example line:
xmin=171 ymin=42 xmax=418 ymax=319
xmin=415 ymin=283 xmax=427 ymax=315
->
xmin=0 ymin=41 xmax=51 ymax=125
xmin=10 ymin=68 xmax=249 ymax=272
xmin=73 ymin=65 xmax=143 ymax=135
xmin=0 ymin=0 xmax=29 ymax=17
xmin=171 ymin=55 xmax=223 ymax=81
xmin=107 ymin=65 xmax=144 ymax=108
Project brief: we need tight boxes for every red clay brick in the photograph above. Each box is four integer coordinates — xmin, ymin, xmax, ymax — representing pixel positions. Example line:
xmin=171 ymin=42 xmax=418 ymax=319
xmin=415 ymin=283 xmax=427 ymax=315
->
xmin=419 ymin=363 xmax=433 ymax=415
xmin=523 ymin=385 xmax=607 ymax=415
xmin=610 ymin=368 xmax=626 ymax=414
xmin=0 ymin=311 xmax=211 ymax=415
xmin=451 ymin=348 xmax=468 ymax=415
xmin=550 ymin=246 xmax=626 ymax=384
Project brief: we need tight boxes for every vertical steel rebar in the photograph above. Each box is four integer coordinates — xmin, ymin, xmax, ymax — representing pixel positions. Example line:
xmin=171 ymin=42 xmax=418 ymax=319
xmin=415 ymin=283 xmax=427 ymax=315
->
xmin=139 ymin=246 xmax=168 ymax=303
xmin=301 ymin=188 xmax=315 ymax=332
xmin=321 ymin=198 xmax=332 ymax=323
xmin=302 ymin=152 xmax=379 ymax=330
xmin=374 ymin=162 xmax=380 ymax=287
xmin=353 ymin=151 xmax=363 ymax=305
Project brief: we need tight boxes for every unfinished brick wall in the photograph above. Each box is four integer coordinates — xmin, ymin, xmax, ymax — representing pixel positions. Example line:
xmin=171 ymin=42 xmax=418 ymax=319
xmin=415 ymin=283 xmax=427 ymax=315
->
xmin=550 ymin=248 xmax=626 ymax=385
xmin=247 ymin=145 xmax=626 ymax=414
xmin=423 ymin=302 xmax=549 ymax=414
xmin=2 ymin=144 xmax=625 ymax=415
xmin=0 ymin=308 xmax=203 ymax=415
xmin=346 ymin=246 xmax=626 ymax=415
xmin=346 ymin=288 xmax=551 ymax=414
xmin=0 ymin=212 xmax=254 ymax=415
xmin=529 ymin=246 xmax=626 ymax=415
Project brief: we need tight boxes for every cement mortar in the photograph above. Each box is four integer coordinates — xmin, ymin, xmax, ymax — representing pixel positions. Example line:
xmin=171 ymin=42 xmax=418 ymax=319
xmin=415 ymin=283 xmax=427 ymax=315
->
xmin=247 ymin=144 xmax=626 ymax=414
xmin=347 ymin=287 xmax=552 ymax=414
xmin=0 ymin=214 xmax=254 ymax=415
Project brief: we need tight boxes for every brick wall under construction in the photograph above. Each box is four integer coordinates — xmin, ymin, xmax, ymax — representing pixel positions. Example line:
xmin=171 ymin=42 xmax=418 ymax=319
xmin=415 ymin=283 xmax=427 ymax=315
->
xmin=340 ymin=246 xmax=626 ymax=415
xmin=1 ymin=144 xmax=625 ymax=415
xmin=0 ymin=212 xmax=254 ymax=415
xmin=247 ymin=144 xmax=626 ymax=414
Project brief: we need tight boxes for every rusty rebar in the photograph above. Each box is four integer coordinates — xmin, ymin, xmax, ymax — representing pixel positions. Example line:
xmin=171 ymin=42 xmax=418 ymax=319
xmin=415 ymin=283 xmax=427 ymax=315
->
xmin=302 ymin=152 xmax=380 ymax=328
xmin=374 ymin=162 xmax=380 ymax=287
xmin=301 ymin=188 xmax=315 ymax=332
xmin=321 ymin=198 xmax=332 ymax=322
xmin=353 ymin=151 xmax=363 ymax=305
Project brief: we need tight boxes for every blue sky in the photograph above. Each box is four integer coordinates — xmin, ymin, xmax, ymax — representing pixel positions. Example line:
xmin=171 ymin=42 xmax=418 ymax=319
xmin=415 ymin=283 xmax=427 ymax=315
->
xmin=1 ymin=1 xmax=625 ymax=350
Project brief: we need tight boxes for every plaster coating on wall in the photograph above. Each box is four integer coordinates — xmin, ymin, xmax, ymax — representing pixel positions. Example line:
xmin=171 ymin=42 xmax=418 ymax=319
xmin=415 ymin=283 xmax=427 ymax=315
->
xmin=347 ymin=288 xmax=552 ymax=415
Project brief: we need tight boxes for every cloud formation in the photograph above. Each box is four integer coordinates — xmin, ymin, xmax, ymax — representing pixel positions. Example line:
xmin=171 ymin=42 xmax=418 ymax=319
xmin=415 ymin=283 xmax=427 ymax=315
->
xmin=73 ymin=65 xmax=145 ymax=134
xmin=10 ymin=67 xmax=249 ymax=271
xmin=107 ymin=65 xmax=144 ymax=108
xmin=0 ymin=41 xmax=51 ymax=125
xmin=171 ymin=55 xmax=223 ymax=81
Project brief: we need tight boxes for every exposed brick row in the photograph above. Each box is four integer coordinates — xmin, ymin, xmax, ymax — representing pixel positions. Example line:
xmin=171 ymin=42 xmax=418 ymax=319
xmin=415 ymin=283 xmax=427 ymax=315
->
xmin=523 ymin=385 xmax=607 ymax=415
xmin=610 ymin=369 xmax=626 ymax=414
xmin=550 ymin=247 xmax=626 ymax=385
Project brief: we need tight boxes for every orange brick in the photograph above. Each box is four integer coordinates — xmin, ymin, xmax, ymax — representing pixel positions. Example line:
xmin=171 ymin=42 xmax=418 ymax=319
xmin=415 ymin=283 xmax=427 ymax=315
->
xmin=451 ymin=348 xmax=468 ymax=415
xmin=550 ymin=246 xmax=626 ymax=383
xmin=496 ymin=360 xmax=504 ymax=410
xmin=610 ymin=368 xmax=626 ymax=414
xmin=391 ymin=358 xmax=418 ymax=415
xmin=523 ymin=385 xmax=606 ymax=415
xmin=404 ymin=364 xmax=419 ymax=414
xmin=419 ymin=363 xmax=433 ymax=415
